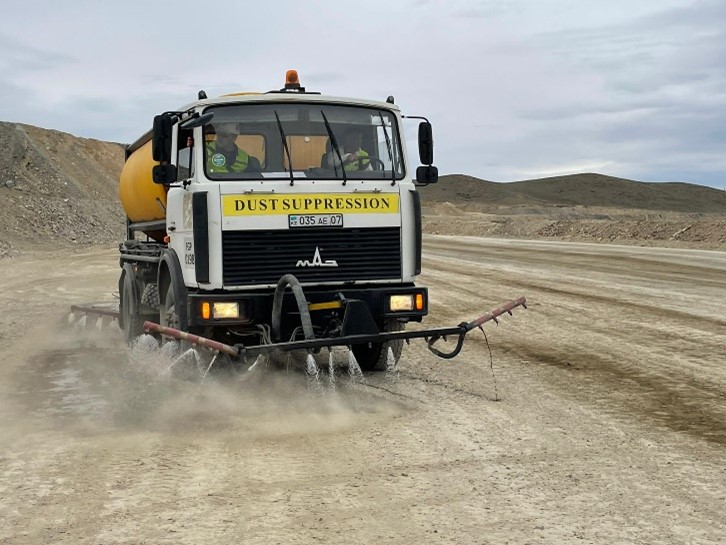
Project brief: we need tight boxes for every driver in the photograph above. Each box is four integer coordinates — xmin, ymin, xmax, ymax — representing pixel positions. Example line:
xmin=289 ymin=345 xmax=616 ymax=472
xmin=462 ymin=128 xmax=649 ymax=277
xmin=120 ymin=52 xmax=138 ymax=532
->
xmin=206 ymin=122 xmax=250 ymax=173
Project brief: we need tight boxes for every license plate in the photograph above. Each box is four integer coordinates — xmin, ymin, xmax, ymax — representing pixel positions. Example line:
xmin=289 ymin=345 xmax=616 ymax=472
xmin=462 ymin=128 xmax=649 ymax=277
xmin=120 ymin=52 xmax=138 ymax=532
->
xmin=289 ymin=213 xmax=343 ymax=228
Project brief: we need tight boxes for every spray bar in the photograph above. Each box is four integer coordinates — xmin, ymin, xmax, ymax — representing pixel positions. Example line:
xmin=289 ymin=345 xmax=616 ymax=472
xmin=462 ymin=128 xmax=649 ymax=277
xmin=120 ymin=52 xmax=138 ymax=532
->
xmin=143 ymin=296 xmax=526 ymax=361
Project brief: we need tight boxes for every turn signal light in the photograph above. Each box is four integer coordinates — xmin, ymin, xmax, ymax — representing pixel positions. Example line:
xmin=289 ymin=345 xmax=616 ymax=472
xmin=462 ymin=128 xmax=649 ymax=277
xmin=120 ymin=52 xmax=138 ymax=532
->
xmin=201 ymin=302 xmax=211 ymax=320
xmin=415 ymin=293 xmax=424 ymax=311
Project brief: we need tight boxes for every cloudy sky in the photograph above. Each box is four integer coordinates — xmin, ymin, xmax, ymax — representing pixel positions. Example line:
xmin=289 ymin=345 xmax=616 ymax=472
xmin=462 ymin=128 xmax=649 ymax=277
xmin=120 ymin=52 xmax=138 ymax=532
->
xmin=1 ymin=0 xmax=724 ymax=188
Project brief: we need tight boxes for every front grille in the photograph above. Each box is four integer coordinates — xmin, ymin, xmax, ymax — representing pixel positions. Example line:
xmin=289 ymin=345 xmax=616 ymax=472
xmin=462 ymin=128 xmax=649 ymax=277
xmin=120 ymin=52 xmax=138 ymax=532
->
xmin=222 ymin=227 xmax=401 ymax=286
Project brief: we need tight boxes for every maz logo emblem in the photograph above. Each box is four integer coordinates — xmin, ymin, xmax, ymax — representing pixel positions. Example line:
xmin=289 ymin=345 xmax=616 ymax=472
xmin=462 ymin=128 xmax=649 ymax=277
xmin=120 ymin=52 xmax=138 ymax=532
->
xmin=296 ymin=246 xmax=338 ymax=268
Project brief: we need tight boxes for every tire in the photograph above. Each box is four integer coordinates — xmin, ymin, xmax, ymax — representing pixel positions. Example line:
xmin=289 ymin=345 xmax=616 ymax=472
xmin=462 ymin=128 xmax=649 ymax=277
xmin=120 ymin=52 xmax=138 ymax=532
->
xmin=161 ymin=283 xmax=190 ymax=344
xmin=352 ymin=319 xmax=405 ymax=372
xmin=120 ymin=270 xmax=144 ymax=344
xmin=162 ymin=284 xmax=185 ymax=331
xmin=140 ymin=283 xmax=160 ymax=311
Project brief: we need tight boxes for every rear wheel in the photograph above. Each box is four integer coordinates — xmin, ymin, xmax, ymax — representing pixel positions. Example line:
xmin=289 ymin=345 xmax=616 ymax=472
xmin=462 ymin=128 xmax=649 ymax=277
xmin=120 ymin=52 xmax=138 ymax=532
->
xmin=352 ymin=319 xmax=404 ymax=372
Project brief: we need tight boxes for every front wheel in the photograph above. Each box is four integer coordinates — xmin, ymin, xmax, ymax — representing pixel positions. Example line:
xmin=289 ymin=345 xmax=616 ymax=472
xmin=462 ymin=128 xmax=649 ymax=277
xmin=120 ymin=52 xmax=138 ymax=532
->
xmin=352 ymin=319 xmax=404 ymax=372
xmin=161 ymin=283 xmax=191 ymax=348
xmin=120 ymin=270 xmax=144 ymax=344
xmin=162 ymin=284 xmax=181 ymax=332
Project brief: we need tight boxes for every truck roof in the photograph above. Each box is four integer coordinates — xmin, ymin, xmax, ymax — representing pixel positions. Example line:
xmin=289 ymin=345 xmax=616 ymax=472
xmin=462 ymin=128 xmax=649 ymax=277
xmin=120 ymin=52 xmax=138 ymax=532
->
xmin=127 ymin=91 xmax=401 ymax=154
xmin=180 ymin=92 xmax=401 ymax=113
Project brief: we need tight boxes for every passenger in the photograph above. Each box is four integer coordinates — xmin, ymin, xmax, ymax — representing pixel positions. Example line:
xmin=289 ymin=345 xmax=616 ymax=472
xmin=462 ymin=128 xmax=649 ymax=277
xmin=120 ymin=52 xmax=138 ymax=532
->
xmin=206 ymin=122 xmax=249 ymax=173
xmin=341 ymin=130 xmax=371 ymax=171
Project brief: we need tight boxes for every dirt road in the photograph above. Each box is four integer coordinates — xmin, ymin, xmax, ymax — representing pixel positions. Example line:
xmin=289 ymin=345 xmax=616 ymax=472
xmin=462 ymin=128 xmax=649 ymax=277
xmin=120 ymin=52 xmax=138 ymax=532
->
xmin=0 ymin=238 xmax=724 ymax=544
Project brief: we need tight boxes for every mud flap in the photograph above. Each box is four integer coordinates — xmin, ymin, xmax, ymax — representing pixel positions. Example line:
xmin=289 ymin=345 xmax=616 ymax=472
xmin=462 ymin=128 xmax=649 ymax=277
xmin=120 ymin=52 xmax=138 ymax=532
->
xmin=340 ymin=300 xmax=380 ymax=337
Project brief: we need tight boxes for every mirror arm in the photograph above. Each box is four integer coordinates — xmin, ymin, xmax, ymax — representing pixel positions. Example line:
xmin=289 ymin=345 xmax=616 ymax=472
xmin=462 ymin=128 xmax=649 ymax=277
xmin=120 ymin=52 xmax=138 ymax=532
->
xmin=402 ymin=115 xmax=431 ymax=123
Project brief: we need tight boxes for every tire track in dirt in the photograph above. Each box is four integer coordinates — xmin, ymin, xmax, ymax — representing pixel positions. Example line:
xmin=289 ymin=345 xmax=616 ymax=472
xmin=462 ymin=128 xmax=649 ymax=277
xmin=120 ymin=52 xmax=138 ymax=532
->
xmin=421 ymin=240 xmax=726 ymax=446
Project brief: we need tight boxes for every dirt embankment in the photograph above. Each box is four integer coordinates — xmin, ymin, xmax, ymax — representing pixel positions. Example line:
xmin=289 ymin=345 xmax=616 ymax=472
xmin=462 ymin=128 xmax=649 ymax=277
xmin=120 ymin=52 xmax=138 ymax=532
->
xmin=0 ymin=122 xmax=125 ymax=254
xmin=423 ymin=207 xmax=726 ymax=250
xmin=420 ymin=174 xmax=726 ymax=250
xmin=1 ymin=123 xmax=724 ymax=257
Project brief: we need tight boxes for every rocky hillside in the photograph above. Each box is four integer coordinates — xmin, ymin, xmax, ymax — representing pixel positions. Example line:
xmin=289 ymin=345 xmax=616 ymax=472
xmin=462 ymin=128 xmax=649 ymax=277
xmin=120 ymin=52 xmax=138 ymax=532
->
xmin=420 ymin=174 xmax=726 ymax=249
xmin=1 ymin=122 xmax=724 ymax=257
xmin=0 ymin=122 xmax=125 ymax=256
xmin=419 ymin=173 xmax=726 ymax=214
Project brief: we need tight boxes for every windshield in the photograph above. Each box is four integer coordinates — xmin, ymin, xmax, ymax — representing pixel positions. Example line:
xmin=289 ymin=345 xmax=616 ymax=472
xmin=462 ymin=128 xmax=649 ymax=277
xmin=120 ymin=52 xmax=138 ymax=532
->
xmin=202 ymin=103 xmax=404 ymax=181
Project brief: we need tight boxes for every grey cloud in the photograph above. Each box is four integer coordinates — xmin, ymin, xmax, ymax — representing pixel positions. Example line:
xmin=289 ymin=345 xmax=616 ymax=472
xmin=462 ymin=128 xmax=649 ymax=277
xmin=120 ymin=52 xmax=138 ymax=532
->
xmin=0 ymin=33 xmax=74 ymax=72
xmin=305 ymin=72 xmax=346 ymax=85
xmin=635 ymin=0 xmax=726 ymax=29
xmin=0 ymin=0 xmax=723 ymax=188
xmin=453 ymin=2 xmax=513 ymax=18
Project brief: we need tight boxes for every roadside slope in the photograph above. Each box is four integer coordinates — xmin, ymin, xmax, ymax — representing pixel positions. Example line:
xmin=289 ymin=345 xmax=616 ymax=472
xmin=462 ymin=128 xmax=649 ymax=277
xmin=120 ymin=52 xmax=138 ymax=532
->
xmin=0 ymin=122 xmax=125 ymax=254
xmin=420 ymin=173 xmax=726 ymax=213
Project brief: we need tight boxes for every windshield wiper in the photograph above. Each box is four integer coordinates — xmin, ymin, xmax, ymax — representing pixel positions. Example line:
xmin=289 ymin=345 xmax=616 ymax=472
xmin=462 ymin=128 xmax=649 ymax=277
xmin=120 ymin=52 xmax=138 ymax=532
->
xmin=378 ymin=111 xmax=396 ymax=186
xmin=274 ymin=110 xmax=295 ymax=186
xmin=320 ymin=110 xmax=348 ymax=186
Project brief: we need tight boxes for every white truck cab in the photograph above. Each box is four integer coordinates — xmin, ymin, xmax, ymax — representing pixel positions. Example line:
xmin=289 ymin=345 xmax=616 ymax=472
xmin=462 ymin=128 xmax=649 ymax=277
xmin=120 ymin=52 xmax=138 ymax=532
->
xmin=119 ymin=72 xmax=439 ymax=370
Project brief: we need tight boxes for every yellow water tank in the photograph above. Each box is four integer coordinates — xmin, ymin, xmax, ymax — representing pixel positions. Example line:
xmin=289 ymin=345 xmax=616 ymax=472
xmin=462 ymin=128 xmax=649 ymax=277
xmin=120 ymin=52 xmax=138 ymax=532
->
xmin=118 ymin=140 xmax=168 ymax=227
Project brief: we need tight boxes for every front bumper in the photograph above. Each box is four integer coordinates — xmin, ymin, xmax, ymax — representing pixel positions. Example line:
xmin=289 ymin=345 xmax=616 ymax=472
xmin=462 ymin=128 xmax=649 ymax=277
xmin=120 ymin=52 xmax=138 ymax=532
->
xmin=187 ymin=285 xmax=428 ymax=327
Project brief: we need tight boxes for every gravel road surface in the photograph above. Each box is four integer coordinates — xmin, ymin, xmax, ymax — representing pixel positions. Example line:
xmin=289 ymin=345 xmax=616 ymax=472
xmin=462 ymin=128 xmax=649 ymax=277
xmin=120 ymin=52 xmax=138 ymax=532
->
xmin=1 ymin=237 xmax=724 ymax=544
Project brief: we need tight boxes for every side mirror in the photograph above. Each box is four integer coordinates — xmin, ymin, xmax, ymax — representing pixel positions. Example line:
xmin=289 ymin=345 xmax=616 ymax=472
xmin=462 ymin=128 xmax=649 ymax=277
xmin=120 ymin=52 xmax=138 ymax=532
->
xmin=418 ymin=122 xmax=434 ymax=165
xmin=152 ymin=113 xmax=174 ymax=163
xmin=152 ymin=164 xmax=178 ymax=184
xmin=416 ymin=165 xmax=438 ymax=185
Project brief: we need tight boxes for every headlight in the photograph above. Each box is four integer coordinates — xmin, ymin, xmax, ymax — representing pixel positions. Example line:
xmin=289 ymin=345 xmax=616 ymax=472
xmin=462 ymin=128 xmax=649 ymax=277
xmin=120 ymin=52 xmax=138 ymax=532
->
xmin=213 ymin=302 xmax=239 ymax=319
xmin=389 ymin=294 xmax=414 ymax=312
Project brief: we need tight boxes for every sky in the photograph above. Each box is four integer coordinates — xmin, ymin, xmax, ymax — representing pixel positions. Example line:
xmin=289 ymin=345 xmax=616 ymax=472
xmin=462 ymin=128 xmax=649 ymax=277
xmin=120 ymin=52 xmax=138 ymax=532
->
xmin=1 ymin=0 xmax=724 ymax=188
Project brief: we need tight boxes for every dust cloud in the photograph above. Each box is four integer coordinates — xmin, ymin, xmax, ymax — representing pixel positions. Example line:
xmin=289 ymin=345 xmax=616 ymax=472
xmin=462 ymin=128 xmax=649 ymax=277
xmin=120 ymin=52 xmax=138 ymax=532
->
xmin=4 ymin=320 xmax=404 ymax=441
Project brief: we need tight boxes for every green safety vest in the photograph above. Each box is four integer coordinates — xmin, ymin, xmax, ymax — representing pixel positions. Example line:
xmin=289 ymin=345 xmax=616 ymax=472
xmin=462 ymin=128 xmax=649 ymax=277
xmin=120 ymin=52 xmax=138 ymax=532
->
xmin=344 ymin=149 xmax=370 ymax=172
xmin=207 ymin=142 xmax=249 ymax=173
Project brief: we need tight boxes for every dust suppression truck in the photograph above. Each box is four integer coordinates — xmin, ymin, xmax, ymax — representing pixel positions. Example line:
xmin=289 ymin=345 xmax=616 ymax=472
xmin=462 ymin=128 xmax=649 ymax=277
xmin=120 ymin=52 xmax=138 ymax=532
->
xmin=117 ymin=71 xmax=525 ymax=370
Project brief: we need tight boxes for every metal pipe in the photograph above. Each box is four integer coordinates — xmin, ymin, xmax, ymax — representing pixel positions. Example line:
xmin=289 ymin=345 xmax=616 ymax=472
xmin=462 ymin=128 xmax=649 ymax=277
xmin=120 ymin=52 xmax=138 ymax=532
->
xmin=143 ymin=321 xmax=239 ymax=357
xmin=120 ymin=254 xmax=161 ymax=264
xmin=70 ymin=304 xmax=120 ymax=318
xmin=465 ymin=296 xmax=527 ymax=331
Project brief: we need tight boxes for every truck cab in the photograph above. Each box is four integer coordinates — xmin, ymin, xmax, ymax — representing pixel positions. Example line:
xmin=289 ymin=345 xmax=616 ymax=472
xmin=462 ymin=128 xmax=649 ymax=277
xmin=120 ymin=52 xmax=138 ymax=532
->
xmin=118 ymin=72 xmax=438 ymax=370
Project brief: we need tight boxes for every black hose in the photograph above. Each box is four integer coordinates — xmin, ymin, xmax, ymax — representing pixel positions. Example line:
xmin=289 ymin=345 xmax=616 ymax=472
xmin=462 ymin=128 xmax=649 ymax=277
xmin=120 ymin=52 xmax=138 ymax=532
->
xmin=271 ymin=274 xmax=315 ymax=343
xmin=427 ymin=330 xmax=467 ymax=359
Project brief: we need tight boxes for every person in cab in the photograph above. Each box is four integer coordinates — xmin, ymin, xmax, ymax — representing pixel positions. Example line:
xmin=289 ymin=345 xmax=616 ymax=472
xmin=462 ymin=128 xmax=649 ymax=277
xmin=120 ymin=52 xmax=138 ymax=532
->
xmin=206 ymin=123 xmax=250 ymax=173
xmin=341 ymin=129 xmax=371 ymax=171
xmin=323 ymin=129 xmax=371 ymax=172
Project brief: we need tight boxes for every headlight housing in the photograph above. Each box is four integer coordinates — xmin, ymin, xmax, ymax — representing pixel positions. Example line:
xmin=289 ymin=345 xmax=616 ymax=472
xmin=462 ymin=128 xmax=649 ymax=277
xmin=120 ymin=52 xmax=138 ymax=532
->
xmin=212 ymin=302 xmax=239 ymax=319
xmin=389 ymin=294 xmax=414 ymax=312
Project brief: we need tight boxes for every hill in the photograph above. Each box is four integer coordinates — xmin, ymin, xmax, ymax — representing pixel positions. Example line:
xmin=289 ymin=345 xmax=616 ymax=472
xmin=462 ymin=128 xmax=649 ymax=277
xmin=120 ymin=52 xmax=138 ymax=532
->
xmin=420 ymin=173 xmax=726 ymax=214
xmin=420 ymin=174 xmax=726 ymax=249
xmin=0 ymin=122 xmax=124 ymax=256
xmin=0 ymin=122 xmax=724 ymax=256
